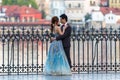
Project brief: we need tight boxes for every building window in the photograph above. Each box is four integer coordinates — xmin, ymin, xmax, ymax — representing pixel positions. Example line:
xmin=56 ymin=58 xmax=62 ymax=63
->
xmin=24 ymin=17 xmax=27 ymax=22
xmin=69 ymin=4 xmax=71 ymax=8
xmin=29 ymin=17 xmax=33 ymax=22
xmin=111 ymin=0 xmax=112 ymax=3
xmin=15 ymin=17 xmax=18 ymax=22
xmin=90 ymin=1 xmax=92 ymax=5
xmin=112 ymin=0 xmax=113 ymax=3
xmin=35 ymin=19 xmax=38 ymax=22
xmin=108 ymin=17 xmax=110 ymax=20
xmin=78 ymin=3 xmax=81 ymax=8
xmin=119 ymin=0 xmax=120 ymax=3
xmin=111 ymin=16 xmax=113 ymax=20
xmin=115 ymin=0 xmax=117 ymax=3
xmin=90 ymin=1 xmax=96 ymax=6
xmin=108 ymin=16 xmax=113 ymax=20
xmin=54 ymin=10 xmax=58 ymax=15
xmin=93 ymin=1 xmax=96 ymax=5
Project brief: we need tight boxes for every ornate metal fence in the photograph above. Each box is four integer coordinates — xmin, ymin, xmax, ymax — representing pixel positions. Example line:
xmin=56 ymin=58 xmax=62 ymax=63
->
xmin=0 ymin=24 xmax=120 ymax=75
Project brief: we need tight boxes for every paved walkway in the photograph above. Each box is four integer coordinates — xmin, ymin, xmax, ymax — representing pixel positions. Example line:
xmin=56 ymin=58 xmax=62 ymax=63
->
xmin=0 ymin=73 xmax=120 ymax=80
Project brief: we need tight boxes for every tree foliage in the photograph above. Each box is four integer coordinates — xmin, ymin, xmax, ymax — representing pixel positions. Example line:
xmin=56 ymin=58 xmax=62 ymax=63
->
xmin=41 ymin=9 xmax=46 ymax=19
xmin=84 ymin=13 xmax=91 ymax=22
xmin=2 ymin=0 xmax=38 ymax=9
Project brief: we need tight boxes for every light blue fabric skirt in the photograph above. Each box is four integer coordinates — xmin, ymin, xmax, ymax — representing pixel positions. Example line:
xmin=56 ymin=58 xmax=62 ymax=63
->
xmin=44 ymin=40 xmax=71 ymax=76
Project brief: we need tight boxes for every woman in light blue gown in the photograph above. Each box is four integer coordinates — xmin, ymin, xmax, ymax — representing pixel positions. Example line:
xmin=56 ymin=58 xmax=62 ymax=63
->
xmin=44 ymin=16 xmax=71 ymax=76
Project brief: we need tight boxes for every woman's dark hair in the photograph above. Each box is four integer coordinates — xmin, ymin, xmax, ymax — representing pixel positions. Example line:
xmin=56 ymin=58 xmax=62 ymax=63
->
xmin=51 ymin=16 xmax=59 ymax=33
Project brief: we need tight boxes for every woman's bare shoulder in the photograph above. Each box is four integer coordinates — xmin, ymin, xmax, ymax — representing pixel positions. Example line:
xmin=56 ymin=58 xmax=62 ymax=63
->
xmin=56 ymin=26 xmax=61 ymax=30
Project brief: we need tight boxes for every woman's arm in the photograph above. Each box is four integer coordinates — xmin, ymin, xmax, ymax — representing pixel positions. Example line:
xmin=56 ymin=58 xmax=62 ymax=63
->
xmin=57 ymin=26 xmax=67 ymax=35
xmin=56 ymin=26 xmax=71 ymax=40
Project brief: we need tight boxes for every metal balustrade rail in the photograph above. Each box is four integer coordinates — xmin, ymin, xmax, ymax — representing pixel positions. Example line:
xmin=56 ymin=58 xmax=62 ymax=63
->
xmin=0 ymin=25 xmax=120 ymax=75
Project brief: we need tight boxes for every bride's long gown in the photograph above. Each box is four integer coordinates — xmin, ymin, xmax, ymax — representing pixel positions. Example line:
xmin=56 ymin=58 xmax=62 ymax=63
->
xmin=44 ymin=34 xmax=71 ymax=75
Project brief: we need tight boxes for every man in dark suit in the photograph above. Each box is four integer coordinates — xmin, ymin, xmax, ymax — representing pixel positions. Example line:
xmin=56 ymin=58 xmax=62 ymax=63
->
xmin=55 ymin=14 xmax=72 ymax=68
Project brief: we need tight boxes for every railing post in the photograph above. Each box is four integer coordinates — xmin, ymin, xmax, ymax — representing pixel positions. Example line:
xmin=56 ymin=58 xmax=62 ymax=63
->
xmin=11 ymin=26 xmax=15 ymax=73
xmin=2 ymin=26 xmax=5 ymax=73
xmin=71 ymin=29 xmax=76 ymax=71
xmin=91 ymin=27 xmax=94 ymax=73
xmin=7 ymin=30 xmax=10 ymax=75
xmin=26 ymin=30 xmax=30 ymax=74
xmin=110 ymin=27 xmax=113 ymax=72
xmin=82 ymin=28 xmax=85 ymax=72
xmin=114 ymin=30 xmax=117 ymax=73
xmin=41 ymin=25 xmax=44 ymax=72
xmin=77 ymin=30 xmax=80 ymax=74
xmin=16 ymin=30 xmax=20 ymax=75
xmin=86 ymin=30 xmax=90 ymax=73
xmin=22 ymin=27 xmax=25 ymax=73
xmin=100 ymin=28 xmax=103 ymax=71
xmin=31 ymin=27 xmax=34 ymax=72
xmin=36 ymin=29 xmax=39 ymax=74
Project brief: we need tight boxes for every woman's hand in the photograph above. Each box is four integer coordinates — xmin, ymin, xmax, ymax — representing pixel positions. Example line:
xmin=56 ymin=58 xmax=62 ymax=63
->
xmin=50 ymin=37 xmax=56 ymax=43
xmin=63 ymin=25 xmax=68 ymax=31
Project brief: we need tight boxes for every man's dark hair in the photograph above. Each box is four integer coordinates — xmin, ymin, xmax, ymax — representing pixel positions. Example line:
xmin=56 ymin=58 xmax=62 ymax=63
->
xmin=60 ymin=14 xmax=68 ymax=22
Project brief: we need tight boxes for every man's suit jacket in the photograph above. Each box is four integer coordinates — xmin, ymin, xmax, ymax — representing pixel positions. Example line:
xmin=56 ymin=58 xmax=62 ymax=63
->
xmin=56 ymin=24 xmax=71 ymax=48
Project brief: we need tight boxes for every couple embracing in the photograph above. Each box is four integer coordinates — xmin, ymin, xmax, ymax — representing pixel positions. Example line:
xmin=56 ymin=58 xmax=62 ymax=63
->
xmin=44 ymin=14 xmax=72 ymax=76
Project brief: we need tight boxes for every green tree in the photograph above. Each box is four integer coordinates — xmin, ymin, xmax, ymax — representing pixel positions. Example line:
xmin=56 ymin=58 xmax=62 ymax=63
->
xmin=84 ymin=13 xmax=91 ymax=22
xmin=2 ymin=0 xmax=38 ymax=9
xmin=2 ymin=0 xmax=12 ymax=5
xmin=29 ymin=0 xmax=38 ymax=9
xmin=41 ymin=9 xmax=46 ymax=19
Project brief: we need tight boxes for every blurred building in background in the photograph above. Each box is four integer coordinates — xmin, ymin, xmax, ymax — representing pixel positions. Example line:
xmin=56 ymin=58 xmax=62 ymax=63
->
xmin=0 ymin=0 xmax=2 ymax=6
xmin=0 ymin=5 xmax=42 ymax=22
xmin=51 ymin=0 xmax=65 ymax=17
xmin=65 ymin=0 xmax=100 ymax=24
xmin=35 ymin=0 xmax=51 ymax=20
xmin=100 ymin=0 xmax=108 ymax=7
xmin=109 ymin=0 xmax=120 ymax=8
xmin=65 ymin=0 xmax=84 ymax=24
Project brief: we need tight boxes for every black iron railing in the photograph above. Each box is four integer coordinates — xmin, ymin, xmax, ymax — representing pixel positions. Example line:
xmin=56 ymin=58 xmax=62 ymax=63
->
xmin=0 ymin=25 xmax=120 ymax=75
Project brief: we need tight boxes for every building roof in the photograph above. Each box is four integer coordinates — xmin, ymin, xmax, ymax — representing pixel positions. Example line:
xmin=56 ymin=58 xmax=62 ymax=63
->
xmin=15 ymin=6 xmax=40 ymax=14
xmin=100 ymin=0 xmax=107 ymax=3
xmin=100 ymin=7 xmax=120 ymax=15
xmin=0 ymin=5 xmax=41 ymax=17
